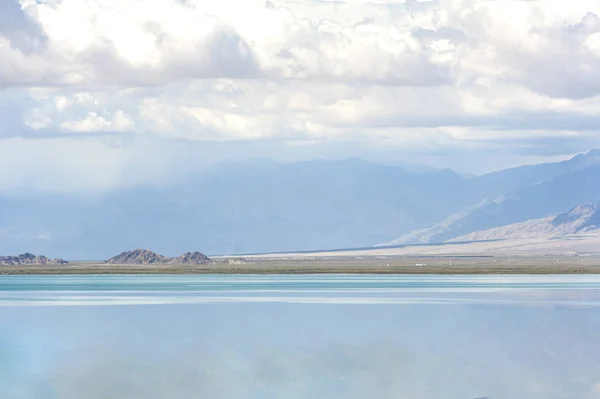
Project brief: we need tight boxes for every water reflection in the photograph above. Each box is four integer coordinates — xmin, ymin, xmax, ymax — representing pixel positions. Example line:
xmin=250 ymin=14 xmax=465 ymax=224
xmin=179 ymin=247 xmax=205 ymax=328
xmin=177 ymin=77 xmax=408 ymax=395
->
xmin=0 ymin=275 xmax=599 ymax=399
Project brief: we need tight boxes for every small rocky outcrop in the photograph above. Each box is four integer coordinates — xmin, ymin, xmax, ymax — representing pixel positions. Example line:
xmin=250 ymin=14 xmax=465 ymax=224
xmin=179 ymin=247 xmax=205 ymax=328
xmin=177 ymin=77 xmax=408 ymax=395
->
xmin=106 ymin=249 xmax=170 ymax=264
xmin=0 ymin=253 xmax=68 ymax=266
xmin=169 ymin=252 xmax=211 ymax=264
xmin=106 ymin=249 xmax=212 ymax=265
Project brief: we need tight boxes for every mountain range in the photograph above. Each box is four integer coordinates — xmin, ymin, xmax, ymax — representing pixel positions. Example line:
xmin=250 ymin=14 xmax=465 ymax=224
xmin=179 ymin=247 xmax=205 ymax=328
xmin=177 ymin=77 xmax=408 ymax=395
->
xmin=1 ymin=150 xmax=600 ymax=259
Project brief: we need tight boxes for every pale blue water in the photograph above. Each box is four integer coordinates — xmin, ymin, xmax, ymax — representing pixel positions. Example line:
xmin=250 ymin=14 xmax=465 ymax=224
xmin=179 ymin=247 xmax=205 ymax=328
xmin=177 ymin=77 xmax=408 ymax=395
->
xmin=1 ymin=274 xmax=599 ymax=399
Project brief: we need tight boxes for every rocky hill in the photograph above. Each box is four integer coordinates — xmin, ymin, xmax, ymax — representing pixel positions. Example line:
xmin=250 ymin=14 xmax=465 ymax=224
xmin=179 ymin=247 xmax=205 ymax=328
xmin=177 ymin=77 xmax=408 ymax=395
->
xmin=0 ymin=253 xmax=68 ymax=266
xmin=169 ymin=252 xmax=211 ymax=264
xmin=107 ymin=249 xmax=212 ymax=264
xmin=106 ymin=249 xmax=170 ymax=264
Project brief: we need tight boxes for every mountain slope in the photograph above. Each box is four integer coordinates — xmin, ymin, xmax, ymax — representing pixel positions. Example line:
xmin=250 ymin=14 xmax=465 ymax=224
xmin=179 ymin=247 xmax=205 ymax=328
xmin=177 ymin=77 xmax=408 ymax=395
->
xmin=449 ymin=203 xmax=600 ymax=242
xmin=385 ymin=163 xmax=600 ymax=245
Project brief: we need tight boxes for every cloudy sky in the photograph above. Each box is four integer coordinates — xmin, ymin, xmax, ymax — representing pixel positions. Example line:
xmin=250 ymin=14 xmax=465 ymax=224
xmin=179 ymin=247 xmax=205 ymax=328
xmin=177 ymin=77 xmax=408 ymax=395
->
xmin=2 ymin=0 xmax=600 ymax=192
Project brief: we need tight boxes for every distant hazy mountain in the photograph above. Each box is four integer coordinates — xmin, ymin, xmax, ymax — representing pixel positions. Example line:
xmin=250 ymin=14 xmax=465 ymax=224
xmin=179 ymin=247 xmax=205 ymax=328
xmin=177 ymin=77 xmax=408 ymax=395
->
xmin=467 ymin=149 xmax=600 ymax=198
xmin=385 ymin=153 xmax=600 ymax=245
xmin=448 ymin=203 xmax=600 ymax=242
xmin=379 ymin=160 xmax=443 ymax=175
xmin=1 ymin=150 xmax=600 ymax=259
xmin=0 ymin=158 xmax=482 ymax=259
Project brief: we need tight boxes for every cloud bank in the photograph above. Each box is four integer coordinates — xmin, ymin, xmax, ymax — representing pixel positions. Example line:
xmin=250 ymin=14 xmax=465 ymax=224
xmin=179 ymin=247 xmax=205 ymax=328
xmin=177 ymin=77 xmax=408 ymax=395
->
xmin=2 ymin=0 xmax=600 ymax=190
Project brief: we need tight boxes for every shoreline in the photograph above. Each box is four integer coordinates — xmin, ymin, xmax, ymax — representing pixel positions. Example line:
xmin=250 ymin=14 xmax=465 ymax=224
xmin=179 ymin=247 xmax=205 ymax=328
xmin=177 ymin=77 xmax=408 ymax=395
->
xmin=2 ymin=256 xmax=600 ymax=275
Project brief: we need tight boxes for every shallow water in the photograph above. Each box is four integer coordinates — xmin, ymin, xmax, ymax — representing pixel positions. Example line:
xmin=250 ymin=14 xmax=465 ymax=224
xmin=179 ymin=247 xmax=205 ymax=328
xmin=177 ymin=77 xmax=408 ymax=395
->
xmin=1 ymin=274 xmax=599 ymax=399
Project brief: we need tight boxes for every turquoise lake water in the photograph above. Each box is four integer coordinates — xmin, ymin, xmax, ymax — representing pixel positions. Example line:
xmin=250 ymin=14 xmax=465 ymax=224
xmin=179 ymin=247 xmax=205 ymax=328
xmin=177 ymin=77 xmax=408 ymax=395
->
xmin=1 ymin=274 xmax=600 ymax=398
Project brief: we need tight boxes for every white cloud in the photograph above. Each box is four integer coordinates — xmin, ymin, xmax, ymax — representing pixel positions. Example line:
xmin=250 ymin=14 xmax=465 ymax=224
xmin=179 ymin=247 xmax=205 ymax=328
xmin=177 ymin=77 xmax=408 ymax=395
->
xmin=7 ymin=0 xmax=596 ymax=91
xmin=54 ymin=96 xmax=72 ymax=111
xmin=1 ymin=0 xmax=600 ymax=191
xmin=583 ymin=32 xmax=600 ymax=55
xmin=60 ymin=110 xmax=134 ymax=132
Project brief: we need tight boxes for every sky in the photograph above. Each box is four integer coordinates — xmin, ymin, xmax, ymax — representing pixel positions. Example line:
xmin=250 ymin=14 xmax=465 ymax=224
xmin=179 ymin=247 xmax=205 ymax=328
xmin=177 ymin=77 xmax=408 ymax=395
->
xmin=2 ymin=0 xmax=600 ymax=192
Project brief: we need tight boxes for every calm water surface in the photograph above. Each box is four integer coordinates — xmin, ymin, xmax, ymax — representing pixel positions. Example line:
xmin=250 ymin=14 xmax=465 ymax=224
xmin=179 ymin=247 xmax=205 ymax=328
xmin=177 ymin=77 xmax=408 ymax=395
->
xmin=1 ymin=274 xmax=599 ymax=399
